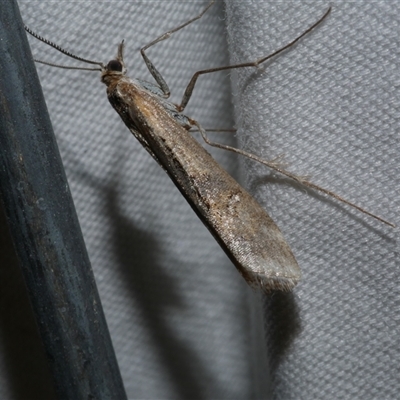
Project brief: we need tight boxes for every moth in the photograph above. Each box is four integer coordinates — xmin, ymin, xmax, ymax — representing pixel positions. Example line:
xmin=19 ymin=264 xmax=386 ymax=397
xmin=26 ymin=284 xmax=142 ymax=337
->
xmin=25 ymin=2 xmax=392 ymax=292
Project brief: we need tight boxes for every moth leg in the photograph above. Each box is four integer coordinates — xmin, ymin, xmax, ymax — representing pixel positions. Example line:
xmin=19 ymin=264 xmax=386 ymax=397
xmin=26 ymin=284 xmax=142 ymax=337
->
xmin=140 ymin=1 xmax=215 ymax=98
xmin=189 ymin=128 xmax=236 ymax=134
xmin=178 ymin=7 xmax=331 ymax=111
xmin=190 ymin=119 xmax=394 ymax=227
xmin=191 ymin=119 xmax=287 ymax=172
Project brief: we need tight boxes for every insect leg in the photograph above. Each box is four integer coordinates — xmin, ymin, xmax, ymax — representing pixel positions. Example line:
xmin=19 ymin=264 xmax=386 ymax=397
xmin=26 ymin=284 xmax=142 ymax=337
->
xmin=140 ymin=1 xmax=215 ymax=98
xmin=178 ymin=7 xmax=331 ymax=111
xmin=190 ymin=119 xmax=394 ymax=228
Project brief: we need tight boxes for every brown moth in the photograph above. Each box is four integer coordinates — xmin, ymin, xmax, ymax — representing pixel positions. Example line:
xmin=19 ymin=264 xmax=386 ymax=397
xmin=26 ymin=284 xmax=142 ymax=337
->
xmin=25 ymin=2 xmax=392 ymax=292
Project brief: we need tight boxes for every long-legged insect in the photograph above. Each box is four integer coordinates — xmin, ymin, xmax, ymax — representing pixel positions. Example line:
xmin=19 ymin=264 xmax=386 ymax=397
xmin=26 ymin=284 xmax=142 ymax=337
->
xmin=24 ymin=2 xmax=393 ymax=292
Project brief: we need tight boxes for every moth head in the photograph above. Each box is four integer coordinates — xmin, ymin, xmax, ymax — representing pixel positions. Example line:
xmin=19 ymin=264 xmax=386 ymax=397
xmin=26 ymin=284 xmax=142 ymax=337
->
xmin=101 ymin=41 xmax=127 ymax=84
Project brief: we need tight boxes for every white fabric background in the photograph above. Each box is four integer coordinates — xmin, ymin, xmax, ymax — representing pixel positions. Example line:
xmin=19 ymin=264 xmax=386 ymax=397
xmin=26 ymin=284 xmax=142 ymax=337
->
xmin=0 ymin=1 xmax=398 ymax=399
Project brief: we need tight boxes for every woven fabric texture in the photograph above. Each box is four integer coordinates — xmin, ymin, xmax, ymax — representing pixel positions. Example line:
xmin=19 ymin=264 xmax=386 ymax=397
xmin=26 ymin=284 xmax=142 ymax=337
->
xmin=225 ymin=2 xmax=399 ymax=399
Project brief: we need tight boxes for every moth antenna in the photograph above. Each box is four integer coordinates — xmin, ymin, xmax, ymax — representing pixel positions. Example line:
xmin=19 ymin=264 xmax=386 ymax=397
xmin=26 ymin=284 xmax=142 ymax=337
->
xmin=24 ymin=25 xmax=104 ymax=69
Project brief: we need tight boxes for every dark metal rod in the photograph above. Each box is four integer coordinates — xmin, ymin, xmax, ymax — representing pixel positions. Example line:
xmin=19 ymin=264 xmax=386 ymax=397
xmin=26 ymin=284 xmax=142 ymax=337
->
xmin=0 ymin=1 xmax=127 ymax=399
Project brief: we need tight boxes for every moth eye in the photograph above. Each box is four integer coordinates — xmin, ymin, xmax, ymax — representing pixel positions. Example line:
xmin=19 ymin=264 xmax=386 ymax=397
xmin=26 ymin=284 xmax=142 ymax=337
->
xmin=107 ymin=59 xmax=123 ymax=72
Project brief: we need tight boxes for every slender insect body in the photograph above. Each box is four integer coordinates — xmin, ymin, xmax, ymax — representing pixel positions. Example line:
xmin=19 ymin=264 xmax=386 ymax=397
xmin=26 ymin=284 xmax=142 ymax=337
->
xmin=25 ymin=2 xmax=392 ymax=293
xmin=103 ymin=58 xmax=301 ymax=292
